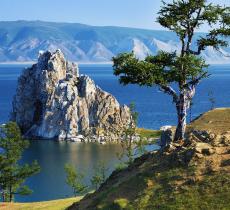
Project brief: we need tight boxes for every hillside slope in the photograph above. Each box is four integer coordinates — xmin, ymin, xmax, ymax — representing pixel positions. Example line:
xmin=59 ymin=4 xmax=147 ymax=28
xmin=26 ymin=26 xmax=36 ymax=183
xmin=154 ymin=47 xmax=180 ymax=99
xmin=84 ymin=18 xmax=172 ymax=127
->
xmin=0 ymin=21 xmax=229 ymax=63
xmin=1 ymin=197 xmax=81 ymax=210
xmin=68 ymin=108 xmax=230 ymax=210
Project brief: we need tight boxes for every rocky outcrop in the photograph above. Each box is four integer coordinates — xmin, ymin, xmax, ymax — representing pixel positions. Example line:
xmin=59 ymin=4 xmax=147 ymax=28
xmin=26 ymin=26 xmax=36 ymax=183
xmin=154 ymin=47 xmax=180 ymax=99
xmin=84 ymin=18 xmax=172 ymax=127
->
xmin=160 ymin=126 xmax=176 ymax=147
xmin=162 ymin=129 xmax=230 ymax=175
xmin=12 ymin=50 xmax=131 ymax=141
xmin=188 ymin=130 xmax=230 ymax=147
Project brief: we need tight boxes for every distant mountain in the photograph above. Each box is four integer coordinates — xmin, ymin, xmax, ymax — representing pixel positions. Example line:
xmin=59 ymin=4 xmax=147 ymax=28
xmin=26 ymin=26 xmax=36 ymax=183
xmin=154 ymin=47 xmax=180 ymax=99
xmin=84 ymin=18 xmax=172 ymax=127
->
xmin=0 ymin=20 xmax=229 ymax=64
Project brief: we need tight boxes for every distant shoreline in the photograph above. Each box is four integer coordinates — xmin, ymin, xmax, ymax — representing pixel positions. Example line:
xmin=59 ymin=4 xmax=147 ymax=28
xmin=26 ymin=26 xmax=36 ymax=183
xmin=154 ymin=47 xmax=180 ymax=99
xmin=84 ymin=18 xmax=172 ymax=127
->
xmin=0 ymin=61 xmax=35 ymax=65
xmin=0 ymin=61 xmax=229 ymax=65
xmin=0 ymin=61 xmax=113 ymax=65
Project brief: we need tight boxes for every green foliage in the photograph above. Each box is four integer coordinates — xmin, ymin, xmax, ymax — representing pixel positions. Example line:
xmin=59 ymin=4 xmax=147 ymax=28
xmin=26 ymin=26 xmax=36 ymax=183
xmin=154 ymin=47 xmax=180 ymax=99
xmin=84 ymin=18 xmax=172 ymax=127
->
xmin=91 ymin=162 xmax=108 ymax=190
xmin=158 ymin=0 xmax=230 ymax=50
xmin=17 ymin=185 xmax=33 ymax=196
xmin=115 ymin=162 xmax=128 ymax=172
xmin=64 ymin=164 xmax=87 ymax=196
xmin=116 ymin=104 xmax=157 ymax=168
xmin=112 ymin=198 xmax=129 ymax=209
xmin=91 ymin=175 xmax=102 ymax=191
xmin=116 ymin=103 xmax=139 ymax=166
xmin=135 ymin=138 xmax=147 ymax=157
xmin=113 ymin=0 xmax=230 ymax=141
xmin=0 ymin=122 xmax=40 ymax=202
xmin=113 ymin=51 xmax=208 ymax=90
xmin=136 ymin=128 xmax=161 ymax=140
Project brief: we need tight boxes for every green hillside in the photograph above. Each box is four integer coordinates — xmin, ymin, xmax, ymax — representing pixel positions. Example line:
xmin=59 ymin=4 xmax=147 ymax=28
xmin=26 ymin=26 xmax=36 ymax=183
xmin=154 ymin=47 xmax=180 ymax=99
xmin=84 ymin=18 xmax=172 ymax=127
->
xmin=68 ymin=108 xmax=230 ymax=210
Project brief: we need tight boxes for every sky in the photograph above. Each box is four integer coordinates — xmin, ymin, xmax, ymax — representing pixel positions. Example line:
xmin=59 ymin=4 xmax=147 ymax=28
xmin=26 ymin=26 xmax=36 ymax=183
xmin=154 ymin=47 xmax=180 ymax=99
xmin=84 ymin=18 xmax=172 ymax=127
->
xmin=0 ymin=0 xmax=228 ymax=30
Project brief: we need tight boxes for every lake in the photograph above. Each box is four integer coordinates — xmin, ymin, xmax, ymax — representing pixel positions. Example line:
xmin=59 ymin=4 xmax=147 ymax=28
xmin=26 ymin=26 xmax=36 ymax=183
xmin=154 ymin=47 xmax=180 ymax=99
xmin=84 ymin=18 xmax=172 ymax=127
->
xmin=19 ymin=141 xmax=123 ymax=202
xmin=1 ymin=64 xmax=230 ymax=129
xmin=0 ymin=63 xmax=230 ymax=202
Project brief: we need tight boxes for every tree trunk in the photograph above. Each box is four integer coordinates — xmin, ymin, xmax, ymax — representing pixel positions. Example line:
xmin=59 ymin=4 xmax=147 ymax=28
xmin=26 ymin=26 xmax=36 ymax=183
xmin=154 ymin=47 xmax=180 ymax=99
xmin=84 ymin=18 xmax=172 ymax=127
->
xmin=174 ymin=93 xmax=187 ymax=141
xmin=9 ymin=187 xmax=13 ymax=202
xmin=2 ymin=191 xmax=5 ymax=202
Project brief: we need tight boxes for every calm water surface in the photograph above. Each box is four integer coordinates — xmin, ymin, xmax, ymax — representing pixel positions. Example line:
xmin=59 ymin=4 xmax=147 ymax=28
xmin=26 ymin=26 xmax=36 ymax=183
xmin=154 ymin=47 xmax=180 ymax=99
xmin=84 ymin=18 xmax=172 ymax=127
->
xmin=0 ymin=63 xmax=229 ymax=201
xmin=1 ymin=64 xmax=230 ymax=128
xmin=18 ymin=141 xmax=124 ymax=202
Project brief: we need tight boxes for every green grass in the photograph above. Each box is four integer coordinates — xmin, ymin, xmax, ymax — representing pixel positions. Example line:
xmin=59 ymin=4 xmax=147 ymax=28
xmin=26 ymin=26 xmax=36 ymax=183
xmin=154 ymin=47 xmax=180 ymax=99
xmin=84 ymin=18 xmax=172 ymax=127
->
xmin=0 ymin=197 xmax=82 ymax=210
xmin=188 ymin=108 xmax=230 ymax=134
xmin=133 ymin=172 xmax=230 ymax=210
xmin=92 ymin=168 xmax=230 ymax=210
xmin=136 ymin=128 xmax=161 ymax=139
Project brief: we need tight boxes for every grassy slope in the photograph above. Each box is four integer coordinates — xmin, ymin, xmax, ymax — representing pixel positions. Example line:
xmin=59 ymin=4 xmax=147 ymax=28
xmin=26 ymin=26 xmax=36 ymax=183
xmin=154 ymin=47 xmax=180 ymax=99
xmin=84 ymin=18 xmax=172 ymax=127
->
xmin=187 ymin=108 xmax=230 ymax=134
xmin=70 ymin=156 xmax=230 ymax=210
xmin=68 ymin=108 xmax=230 ymax=210
xmin=1 ymin=197 xmax=82 ymax=210
xmin=136 ymin=128 xmax=161 ymax=139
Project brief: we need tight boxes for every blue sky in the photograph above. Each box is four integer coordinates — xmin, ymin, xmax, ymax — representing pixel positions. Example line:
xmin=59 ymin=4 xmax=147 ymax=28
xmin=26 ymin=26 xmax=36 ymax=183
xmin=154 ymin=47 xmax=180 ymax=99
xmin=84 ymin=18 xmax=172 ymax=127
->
xmin=0 ymin=0 xmax=228 ymax=30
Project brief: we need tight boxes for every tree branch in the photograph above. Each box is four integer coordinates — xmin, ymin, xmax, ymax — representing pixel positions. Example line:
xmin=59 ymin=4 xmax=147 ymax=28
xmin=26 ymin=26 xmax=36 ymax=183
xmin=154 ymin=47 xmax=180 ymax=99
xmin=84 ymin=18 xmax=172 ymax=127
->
xmin=160 ymin=85 xmax=178 ymax=103
xmin=188 ymin=45 xmax=203 ymax=55
xmin=185 ymin=8 xmax=202 ymax=54
xmin=216 ymin=48 xmax=230 ymax=58
xmin=184 ymin=72 xmax=210 ymax=88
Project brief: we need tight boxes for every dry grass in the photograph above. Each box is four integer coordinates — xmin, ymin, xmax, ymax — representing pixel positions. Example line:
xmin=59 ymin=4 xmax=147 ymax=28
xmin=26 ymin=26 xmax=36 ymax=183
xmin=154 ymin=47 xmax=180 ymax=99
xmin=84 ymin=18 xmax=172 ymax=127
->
xmin=0 ymin=197 xmax=82 ymax=210
xmin=188 ymin=108 xmax=230 ymax=134
xmin=136 ymin=128 xmax=161 ymax=139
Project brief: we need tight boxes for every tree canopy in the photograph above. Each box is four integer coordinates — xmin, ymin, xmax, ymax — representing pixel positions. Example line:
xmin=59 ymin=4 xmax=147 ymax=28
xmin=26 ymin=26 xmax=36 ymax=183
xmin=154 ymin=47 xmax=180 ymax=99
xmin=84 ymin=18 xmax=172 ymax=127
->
xmin=64 ymin=164 xmax=87 ymax=196
xmin=0 ymin=122 xmax=40 ymax=202
xmin=113 ymin=0 xmax=230 ymax=141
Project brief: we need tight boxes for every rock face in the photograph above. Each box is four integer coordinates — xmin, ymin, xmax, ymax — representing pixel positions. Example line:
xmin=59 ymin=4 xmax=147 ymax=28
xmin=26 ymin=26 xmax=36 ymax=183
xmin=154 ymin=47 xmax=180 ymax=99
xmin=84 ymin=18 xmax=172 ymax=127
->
xmin=12 ymin=50 xmax=131 ymax=141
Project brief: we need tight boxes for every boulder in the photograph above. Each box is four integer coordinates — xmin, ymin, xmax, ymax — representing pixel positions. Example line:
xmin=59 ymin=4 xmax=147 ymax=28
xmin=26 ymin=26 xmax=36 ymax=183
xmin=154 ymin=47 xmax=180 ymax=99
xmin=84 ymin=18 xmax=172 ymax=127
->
xmin=160 ymin=126 xmax=176 ymax=147
xmin=12 ymin=50 xmax=131 ymax=141
xmin=189 ymin=129 xmax=230 ymax=147
xmin=221 ymin=132 xmax=230 ymax=146
xmin=194 ymin=143 xmax=215 ymax=155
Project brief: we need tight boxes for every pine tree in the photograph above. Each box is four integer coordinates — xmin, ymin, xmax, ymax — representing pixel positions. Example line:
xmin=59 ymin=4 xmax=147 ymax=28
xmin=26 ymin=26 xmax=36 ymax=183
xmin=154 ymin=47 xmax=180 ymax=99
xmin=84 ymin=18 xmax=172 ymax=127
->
xmin=0 ymin=122 xmax=40 ymax=202
xmin=113 ymin=0 xmax=230 ymax=141
xmin=64 ymin=164 xmax=87 ymax=196
xmin=116 ymin=103 xmax=138 ymax=166
xmin=91 ymin=162 xmax=108 ymax=190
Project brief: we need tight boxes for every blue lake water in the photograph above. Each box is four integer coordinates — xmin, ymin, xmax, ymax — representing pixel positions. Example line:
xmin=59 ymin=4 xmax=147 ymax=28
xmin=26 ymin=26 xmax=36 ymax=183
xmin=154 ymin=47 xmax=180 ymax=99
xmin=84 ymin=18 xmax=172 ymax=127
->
xmin=1 ymin=64 xmax=230 ymax=129
xmin=0 ymin=63 xmax=230 ymax=202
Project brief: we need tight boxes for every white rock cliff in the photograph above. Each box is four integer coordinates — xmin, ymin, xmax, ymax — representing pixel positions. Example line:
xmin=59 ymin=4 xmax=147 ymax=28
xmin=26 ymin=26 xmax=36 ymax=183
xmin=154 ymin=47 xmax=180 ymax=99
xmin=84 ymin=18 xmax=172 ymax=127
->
xmin=12 ymin=50 xmax=131 ymax=141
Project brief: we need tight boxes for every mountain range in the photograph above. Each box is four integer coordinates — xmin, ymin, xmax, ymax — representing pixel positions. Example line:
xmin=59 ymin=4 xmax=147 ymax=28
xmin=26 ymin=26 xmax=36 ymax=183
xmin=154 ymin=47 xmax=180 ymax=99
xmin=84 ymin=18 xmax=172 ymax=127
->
xmin=0 ymin=20 xmax=229 ymax=64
